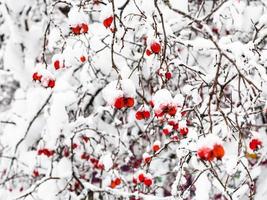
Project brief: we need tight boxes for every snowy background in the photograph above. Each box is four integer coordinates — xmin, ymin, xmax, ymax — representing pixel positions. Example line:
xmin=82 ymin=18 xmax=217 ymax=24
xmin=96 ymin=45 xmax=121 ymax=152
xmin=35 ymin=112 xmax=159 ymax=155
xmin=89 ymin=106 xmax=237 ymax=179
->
xmin=0 ymin=0 xmax=267 ymax=199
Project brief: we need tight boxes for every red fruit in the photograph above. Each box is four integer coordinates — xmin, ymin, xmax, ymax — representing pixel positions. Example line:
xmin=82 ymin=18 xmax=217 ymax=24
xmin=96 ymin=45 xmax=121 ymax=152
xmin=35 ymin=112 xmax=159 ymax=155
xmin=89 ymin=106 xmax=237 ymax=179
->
xmin=37 ymin=149 xmax=43 ymax=155
xmin=165 ymin=72 xmax=172 ymax=80
xmin=81 ymin=135 xmax=89 ymax=143
xmin=143 ymin=111 xmax=150 ymax=119
xmin=150 ymin=42 xmax=161 ymax=54
xmin=114 ymin=178 xmax=121 ymax=185
xmin=144 ymin=156 xmax=151 ymax=163
xmin=212 ymin=27 xmax=219 ymax=34
xmin=149 ymin=100 xmax=154 ymax=108
xmin=81 ymin=23 xmax=88 ymax=33
xmin=133 ymin=177 xmax=138 ymax=185
xmin=144 ymin=178 xmax=152 ymax=187
xmin=63 ymin=148 xmax=69 ymax=157
xmin=180 ymin=127 xmax=188 ymax=136
xmin=125 ymin=97 xmax=134 ymax=107
xmin=110 ymin=180 xmax=117 ymax=189
xmin=162 ymin=128 xmax=170 ymax=135
xmin=138 ymin=173 xmax=145 ymax=182
xmin=72 ymin=25 xmax=81 ymax=35
xmin=54 ymin=60 xmax=60 ymax=70
xmin=72 ymin=143 xmax=78 ymax=149
xmin=114 ymin=97 xmax=125 ymax=109
xmin=152 ymin=145 xmax=160 ymax=152
xmin=32 ymin=72 xmax=42 ymax=81
xmin=135 ymin=111 xmax=143 ymax=120
xmin=197 ymin=147 xmax=214 ymax=161
xmin=168 ymin=106 xmax=177 ymax=116
xmin=80 ymin=56 xmax=86 ymax=63
xmin=146 ymin=49 xmax=152 ymax=56
xmin=103 ymin=16 xmax=113 ymax=28
xmin=81 ymin=152 xmax=90 ymax=160
xmin=249 ymin=139 xmax=262 ymax=151
xmin=213 ymin=144 xmax=225 ymax=160
xmin=33 ymin=169 xmax=39 ymax=177
xmin=48 ymin=79 xmax=55 ymax=88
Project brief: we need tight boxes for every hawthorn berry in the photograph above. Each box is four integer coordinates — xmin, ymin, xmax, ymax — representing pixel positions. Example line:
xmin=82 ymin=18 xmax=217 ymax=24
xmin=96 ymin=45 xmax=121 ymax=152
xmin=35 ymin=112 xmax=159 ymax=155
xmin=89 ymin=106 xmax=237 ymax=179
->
xmin=125 ymin=97 xmax=134 ymax=107
xmin=48 ymin=79 xmax=55 ymax=88
xmin=249 ymin=139 xmax=262 ymax=151
xmin=197 ymin=147 xmax=214 ymax=161
xmin=135 ymin=111 xmax=143 ymax=120
xmin=103 ymin=16 xmax=113 ymax=28
xmin=138 ymin=173 xmax=145 ymax=182
xmin=114 ymin=178 xmax=121 ymax=185
xmin=180 ymin=127 xmax=189 ymax=136
xmin=212 ymin=144 xmax=225 ymax=160
xmin=150 ymin=42 xmax=161 ymax=54
xmin=33 ymin=169 xmax=39 ymax=177
xmin=114 ymin=97 xmax=125 ymax=109
xmin=32 ymin=72 xmax=42 ymax=81
xmin=144 ymin=178 xmax=152 ymax=187
xmin=72 ymin=25 xmax=81 ymax=35
xmin=152 ymin=141 xmax=161 ymax=152
xmin=80 ymin=56 xmax=86 ymax=63
xmin=146 ymin=49 xmax=152 ymax=56
xmin=165 ymin=72 xmax=172 ymax=80
xmin=81 ymin=23 xmax=88 ymax=33
xmin=54 ymin=60 xmax=60 ymax=70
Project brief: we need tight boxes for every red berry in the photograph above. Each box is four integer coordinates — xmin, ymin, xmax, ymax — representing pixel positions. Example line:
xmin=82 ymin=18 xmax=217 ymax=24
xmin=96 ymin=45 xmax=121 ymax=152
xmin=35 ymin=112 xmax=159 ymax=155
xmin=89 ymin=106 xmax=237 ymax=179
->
xmin=212 ymin=144 xmax=225 ymax=160
xmin=81 ymin=23 xmax=88 ymax=33
xmin=32 ymin=72 xmax=42 ymax=81
xmin=72 ymin=25 xmax=81 ymax=35
xmin=168 ymin=106 xmax=177 ymax=116
xmin=152 ymin=145 xmax=160 ymax=152
xmin=180 ymin=127 xmax=188 ymax=136
xmin=212 ymin=27 xmax=219 ymax=34
xmin=135 ymin=111 xmax=143 ymax=120
xmin=197 ymin=147 xmax=214 ymax=161
xmin=114 ymin=178 xmax=121 ymax=185
xmin=149 ymin=100 xmax=154 ymax=108
xmin=48 ymin=79 xmax=55 ymax=88
xmin=125 ymin=97 xmax=134 ymax=108
xmin=110 ymin=180 xmax=117 ymax=189
xmin=72 ymin=143 xmax=78 ymax=150
xmin=80 ymin=56 xmax=86 ymax=63
xmin=138 ymin=173 xmax=145 ymax=182
xmin=162 ymin=128 xmax=170 ymax=135
xmin=146 ymin=49 xmax=152 ymax=56
xmin=114 ymin=97 xmax=125 ymax=109
xmin=33 ymin=169 xmax=39 ymax=177
xmin=165 ymin=72 xmax=172 ymax=80
xmin=143 ymin=111 xmax=150 ymax=119
xmin=144 ymin=178 xmax=152 ymax=187
xmin=54 ymin=60 xmax=60 ymax=70
xmin=150 ymin=42 xmax=161 ymax=54
xmin=81 ymin=135 xmax=89 ymax=143
xmin=249 ymin=139 xmax=262 ymax=151
xmin=103 ymin=16 xmax=113 ymax=28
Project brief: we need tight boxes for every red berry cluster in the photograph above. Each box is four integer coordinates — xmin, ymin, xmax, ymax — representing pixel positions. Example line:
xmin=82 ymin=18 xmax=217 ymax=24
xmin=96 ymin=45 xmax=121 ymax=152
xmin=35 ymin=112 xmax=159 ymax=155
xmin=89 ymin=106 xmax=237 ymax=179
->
xmin=155 ymin=103 xmax=177 ymax=117
xmin=133 ymin=172 xmax=153 ymax=187
xmin=71 ymin=23 xmax=89 ymax=35
xmin=135 ymin=110 xmax=150 ymax=120
xmin=110 ymin=178 xmax=121 ymax=189
xmin=114 ymin=97 xmax=135 ymax=109
xmin=197 ymin=144 xmax=225 ymax=161
xmin=32 ymin=71 xmax=55 ymax=88
xmin=37 ymin=148 xmax=55 ymax=157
